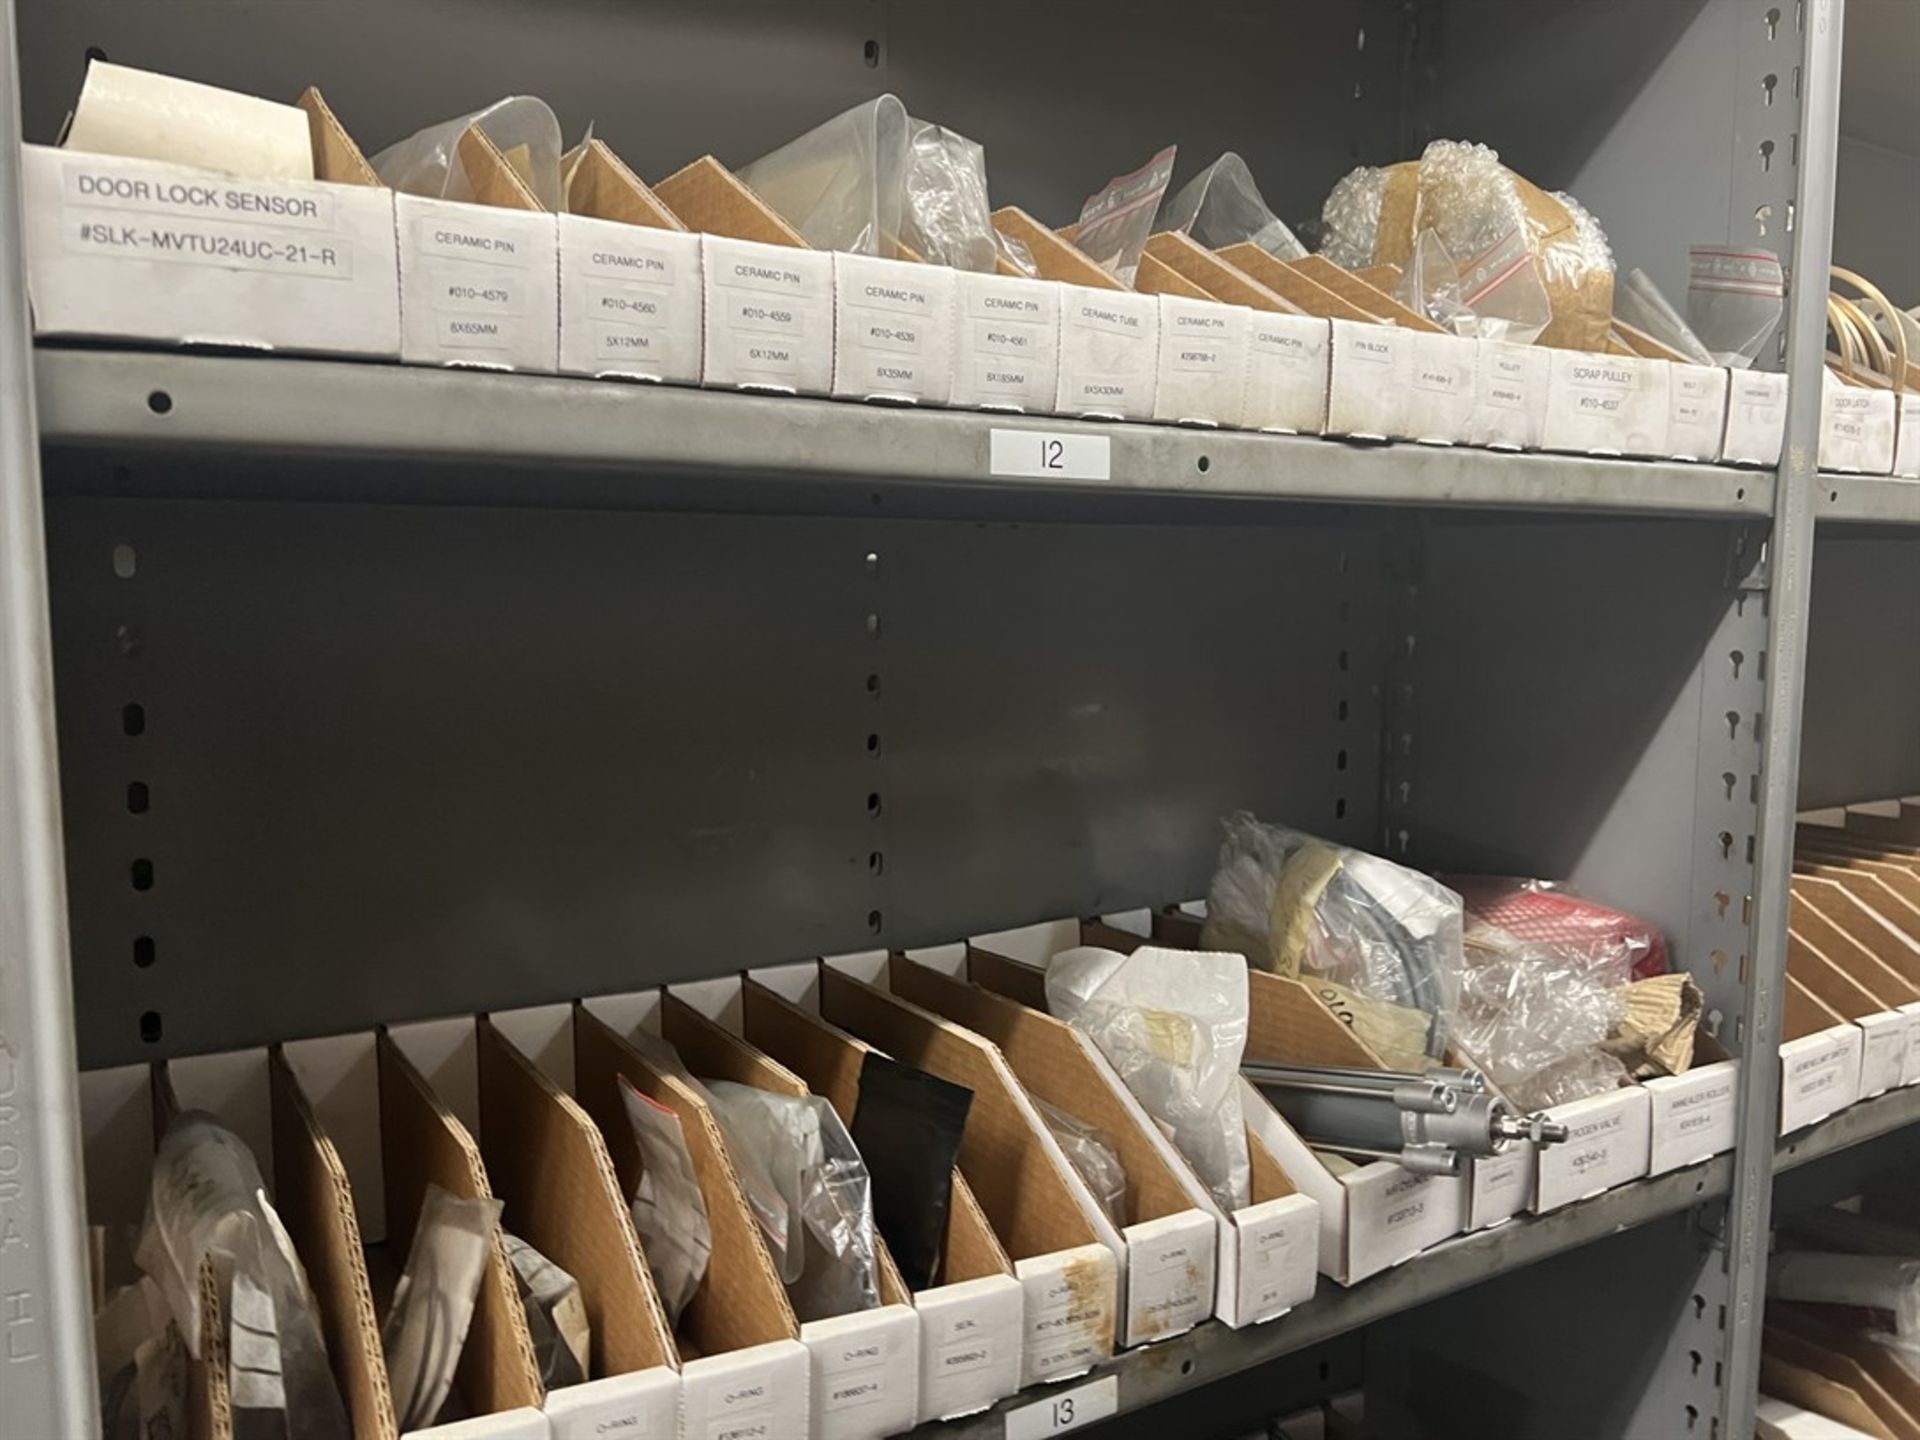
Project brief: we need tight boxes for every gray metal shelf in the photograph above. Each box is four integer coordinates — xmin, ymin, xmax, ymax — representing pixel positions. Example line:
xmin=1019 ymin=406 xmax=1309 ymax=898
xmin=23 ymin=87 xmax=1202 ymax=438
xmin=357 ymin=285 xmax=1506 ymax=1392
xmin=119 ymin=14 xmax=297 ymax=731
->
xmin=34 ymin=348 xmax=1774 ymax=519
xmin=1819 ymin=474 xmax=1920 ymax=526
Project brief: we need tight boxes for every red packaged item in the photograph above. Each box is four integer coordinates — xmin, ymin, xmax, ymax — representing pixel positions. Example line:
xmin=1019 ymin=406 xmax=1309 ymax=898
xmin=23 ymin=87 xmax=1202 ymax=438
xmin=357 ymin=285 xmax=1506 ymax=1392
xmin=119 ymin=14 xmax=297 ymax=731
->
xmin=1449 ymin=876 xmax=1669 ymax=982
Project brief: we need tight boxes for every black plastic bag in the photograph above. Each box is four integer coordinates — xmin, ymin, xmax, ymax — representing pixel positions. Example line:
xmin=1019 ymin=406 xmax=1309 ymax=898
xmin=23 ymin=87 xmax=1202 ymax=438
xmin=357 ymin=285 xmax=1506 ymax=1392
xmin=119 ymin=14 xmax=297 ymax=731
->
xmin=850 ymin=1053 xmax=971 ymax=1290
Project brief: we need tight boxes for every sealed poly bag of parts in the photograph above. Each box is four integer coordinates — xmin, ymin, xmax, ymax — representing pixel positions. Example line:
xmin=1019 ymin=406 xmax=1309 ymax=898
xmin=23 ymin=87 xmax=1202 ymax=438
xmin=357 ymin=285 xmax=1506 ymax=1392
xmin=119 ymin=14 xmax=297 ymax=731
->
xmin=904 ymin=118 xmax=1034 ymax=273
xmin=703 ymin=1081 xmax=882 ymax=1323
xmin=95 ymin=1275 xmax=187 ymax=1440
xmin=1073 ymin=145 xmax=1177 ymax=286
xmin=64 ymin=61 xmax=314 ymax=181
xmin=1616 ymin=267 xmax=1716 ymax=365
xmin=383 ymin=1184 xmax=504 ymax=1432
xmin=618 ymin=1075 xmax=712 ymax=1327
xmin=1033 ymin=1097 xmax=1128 ymax=1226
xmin=504 ymin=1232 xmax=589 ymax=1389
xmin=1451 ymin=876 xmax=1668 ymax=984
xmin=372 ymin=96 xmax=565 ymax=210
xmin=1396 ymin=225 xmax=1553 ymax=344
xmin=1045 ymin=944 xmax=1251 ymax=1211
xmin=1155 ymin=152 xmax=1306 ymax=260
xmin=850 ymin=1051 xmax=972 ymax=1291
xmin=1320 ymin=140 xmax=1616 ymax=351
xmin=1452 ymin=932 xmax=1632 ymax=1111
xmin=1688 ymin=245 xmax=1785 ymax=367
xmin=137 ymin=1111 xmax=349 ymax=1440
xmin=1204 ymin=812 xmax=1463 ymax=1067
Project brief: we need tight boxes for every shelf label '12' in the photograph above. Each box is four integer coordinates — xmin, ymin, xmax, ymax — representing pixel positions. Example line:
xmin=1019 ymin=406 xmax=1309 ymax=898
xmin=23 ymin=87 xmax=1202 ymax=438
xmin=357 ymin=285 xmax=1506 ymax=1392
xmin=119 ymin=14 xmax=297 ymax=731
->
xmin=989 ymin=428 xmax=1111 ymax=481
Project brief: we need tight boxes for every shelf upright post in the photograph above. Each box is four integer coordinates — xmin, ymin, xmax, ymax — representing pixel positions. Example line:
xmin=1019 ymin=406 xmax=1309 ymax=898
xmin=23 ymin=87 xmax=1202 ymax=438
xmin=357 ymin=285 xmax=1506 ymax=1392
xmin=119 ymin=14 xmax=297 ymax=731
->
xmin=0 ymin=2 xmax=98 ymax=1435
xmin=1724 ymin=1 xmax=1847 ymax=1435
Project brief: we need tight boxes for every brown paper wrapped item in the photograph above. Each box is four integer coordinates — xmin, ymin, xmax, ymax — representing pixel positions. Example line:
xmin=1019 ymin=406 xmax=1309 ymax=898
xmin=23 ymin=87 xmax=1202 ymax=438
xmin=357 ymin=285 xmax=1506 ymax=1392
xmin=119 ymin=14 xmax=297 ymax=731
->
xmin=1602 ymin=974 xmax=1702 ymax=1079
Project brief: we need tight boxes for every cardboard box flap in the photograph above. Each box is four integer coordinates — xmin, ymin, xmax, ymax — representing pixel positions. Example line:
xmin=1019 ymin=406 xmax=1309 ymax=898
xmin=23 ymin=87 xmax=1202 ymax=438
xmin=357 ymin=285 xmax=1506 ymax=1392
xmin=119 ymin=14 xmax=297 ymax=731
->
xmin=1356 ymin=263 xmax=1404 ymax=292
xmin=1793 ymin=900 xmax=1920 ymax=1004
xmin=572 ymin=1005 xmax=800 ymax=1357
xmin=991 ymin=207 xmax=1122 ymax=291
xmin=1797 ymin=876 xmax=1920 ymax=986
xmin=964 ymin=947 xmax=1051 ymax=1012
xmin=475 ymin=1019 xmax=678 ymax=1378
xmin=886 ymin=954 xmax=1195 ymax=1226
xmin=297 ymin=88 xmax=380 ymax=188
xmin=655 ymin=155 xmax=807 ymax=247
xmin=1784 ymin=973 xmax=1846 ymax=1042
xmin=375 ymin=1030 xmax=543 ymax=1416
xmin=1134 ymin=251 xmax=1210 ymax=300
xmin=663 ymin=993 xmax=912 ymax=1308
xmin=1246 ymin=1124 xmax=1299 ymax=1204
xmin=1773 ymin=1305 xmax=1920 ymax=1438
xmin=1766 ymin=1327 xmax=1907 ymax=1440
xmin=566 ymin=139 xmax=684 ymax=231
xmin=1142 ymin=232 xmax=1300 ymax=314
xmin=739 ymin=979 xmax=1013 ymax=1287
xmin=458 ymin=126 xmax=544 ymax=213
xmin=1221 ymin=243 xmax=1374 ymax=324
xmin=269 ymin=1049 xmax=398 ymax=1440
xmin=1246 ymin=971 xmax=1389 ymax=1070
xmin=818 ymin=965 xmax=1102 ymax=1264
xmin=1289 ymin=254 xmax=1444 ymax=333
xmin=1790 ymin=928 xmax=1889 ymax=1020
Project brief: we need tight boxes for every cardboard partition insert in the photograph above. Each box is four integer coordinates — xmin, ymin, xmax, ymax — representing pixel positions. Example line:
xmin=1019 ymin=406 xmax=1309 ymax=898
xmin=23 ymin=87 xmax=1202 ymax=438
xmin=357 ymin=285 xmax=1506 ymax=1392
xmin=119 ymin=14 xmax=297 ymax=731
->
xmin=572 ymin=999 xmax=809 ymax=1440
xmin=818 ymin=957 xmax=1118 ymax=1387
xmin=660 ymin=986 xmax=920 ymax=1440
xmin=887 ymin=951 xmax=1217 ymax=1345
xmin=739 ymin=971 xmax=1024 ymax=1424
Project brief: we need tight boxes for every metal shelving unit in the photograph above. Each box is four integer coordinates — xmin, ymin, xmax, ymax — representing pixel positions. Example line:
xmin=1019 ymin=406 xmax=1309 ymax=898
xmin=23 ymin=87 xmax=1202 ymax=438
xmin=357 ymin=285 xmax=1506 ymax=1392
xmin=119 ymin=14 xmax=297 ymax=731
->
xmin=3 ymin=2 xmax=1901 ymax=1438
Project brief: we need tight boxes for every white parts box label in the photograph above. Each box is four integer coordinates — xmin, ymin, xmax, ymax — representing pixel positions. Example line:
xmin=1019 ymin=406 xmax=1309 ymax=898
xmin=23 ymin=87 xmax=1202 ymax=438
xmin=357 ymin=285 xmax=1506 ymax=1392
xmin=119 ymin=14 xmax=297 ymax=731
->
xmin=1056 ymin=286 xmax=1158 ymax=421
xmin=832 ymin=253 xmax=955 ymax=405
xmin=397 ymin=195 xmax=558 ymax=372
xmin=1901 ymin=1001 xmax=1920 ymax=1087
xmin=950 ymin=271 xmax=1060 ymax=414
xmin=1779 ymin=1024 xmax=1863 ymax=1134
xmin=701 ymin=235 xmax=833 ymax=396
xmin=1243 ymin=314 xmax=1331 ymax=435
xmin=1819 ymin=370 xmax=1898 ymax=475
xmin=24 ymin=144 xmax=400 ymax=357
xmin=1644 ymin=1059 xmax=1738 ymax=1175
xmin=1338 ymin=1162 xmax=1467 ymax=1284
xmin=1467 ymin=1141 xmax=1536 ymax=1232
xmin=1894 ymin=397 xmax=1920 ymax=480
xmin=1152 ymin=294 xmax=1249 ymax=428
xmin=1222 ymin=1193 xmax=1318 ymax=1328
xmin=679 ymin=1340 xmax=811 ymax=1440
xmin=1326 ymin=319 xmax=1410 ymax=440
xmin=1722 ymin=370 xmax=1789 ymax=467
xmin=543 ymin=1367 xmax=680 ymax=1440
xmin=801 ymin=1304 xmax=919 ymax=1440
xmin=1544 ymin=352 xmax=1671 ymax=458
xmin=912 ymin=1274 xmax=1023 ymax=1423
xmin=1530 ymin=1087 xmax=1652 ymax=1213
xmin=1120 ymin=1211 xmax=1215 ymax=1346
xmin=1400 ymin=332 xmax=1477 ymax=444
xmin=1467 ymin=340 xmax=1550 ymax=451
xmin=1856 ymin=1010 xmax=1910 ymax=1101
xmin=1014 ymin=1245 xmax=1117 ymax=1388
xmin=556 ymin=214 xmax=701 ymax=385
xmin=1668 ymin=363 xmax=1731 ymax=462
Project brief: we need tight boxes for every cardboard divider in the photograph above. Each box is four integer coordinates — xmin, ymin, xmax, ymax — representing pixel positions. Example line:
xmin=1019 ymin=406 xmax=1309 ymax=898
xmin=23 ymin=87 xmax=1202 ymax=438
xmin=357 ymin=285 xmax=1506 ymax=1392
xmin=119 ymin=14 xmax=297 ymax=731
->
xmin=816 ymin=955 xmax=1118 ymax=1387
xmin=660 ymin=982 xmax=921 ymax=1440
xmin=947 ymin=930 xmax=1319 ymax=1329
xmin=653 ymin=155 xmax=833 ymax=396
xmin=739 ymin=967 xmax=1023 ymax=1424
xmin=473 ymin=1014 xmax=682 ymax=1439
xmin=1218 ymin=244 xmax=1372 ymax=324
xmin=1134 ymin=252 xmax=1211 ymax=301
xmin=572 ymin=996 xmax=810 ymax=1440
xmin=557 ymin=139 xmax=702 ymax=387
xmin=888 ymin=951 xmax=1218 ymax=1345
xmin=1771 ymin=1306 xmax=1920 ymax=1440
xmin=1287 ymin=255 xmax=1444 ymax=334
xmin=1764 ymin=1328 xmax=1904 ymax=1440
xmin=1794 ymin=872 xmax=1920 ymax=1090
xmin=989 ymin=208 xmax=1120 ymax=291
xmin=378 ymin=1026 xmax=546 ymax=1431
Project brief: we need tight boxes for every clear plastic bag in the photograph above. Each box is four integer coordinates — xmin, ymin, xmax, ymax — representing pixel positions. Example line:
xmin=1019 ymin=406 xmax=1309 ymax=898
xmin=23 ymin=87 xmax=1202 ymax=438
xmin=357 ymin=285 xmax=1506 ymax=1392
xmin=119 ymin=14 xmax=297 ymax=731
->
xmin=1320 ymin=165 xmax=1389 ymax=270
xmin=382 ymin=1184 xmax=503 ymax=1432
xmin=737 ymin=96 xmax=910 ymax=256
xmin=1155 ymin=153 xmax=1305 ymax=260
xmin=1203 ymin=813 xmax=1463 ymax=1064
xmin=1450 ymin=876 xmax=1667 ymax=984
xmin=1072 ymin=145 xmax=1177 ymax=286
xmin=504 ymin=1232 xmax=589 ymax=1390
xmin=1770 ymin=1251 xmax=1920 ymax=1344
xmin=1451 ymin=932 xmax=1631 ymax=1111
xmin=1688 ymin=245 xmax=1785 ymax=368
xmin=1033 ymin=1097 xmax=1127 ymax=1226
xmin=95 ymin=1276 xmax=183 ymax=1440
xmin=371 ymin=97 xmax=564 ymax=210
xmin=136 ymin=1111 xmax=349 ymax=1440
xmin=618 ymin=1075 xmax=712 ymax=1328
xmin=703 ymin=1082 xmax=880 ymax=1323
xmin=1045 ymin=944 xmax=1251 ymax=1212
xmin=1616 ymin=267 xmax=1716 ymax=365
xmin=903 ymin=119 xmax=1034 ymax=274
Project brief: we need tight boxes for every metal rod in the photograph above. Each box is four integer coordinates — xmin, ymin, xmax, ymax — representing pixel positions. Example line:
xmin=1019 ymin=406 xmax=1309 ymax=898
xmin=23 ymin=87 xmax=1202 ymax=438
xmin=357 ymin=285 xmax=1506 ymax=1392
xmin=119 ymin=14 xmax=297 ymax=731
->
xmin=0 ymin=1 xmax=99 ymax=1433
xmin=1725 ymin=3 xmax=1848 ymax=1436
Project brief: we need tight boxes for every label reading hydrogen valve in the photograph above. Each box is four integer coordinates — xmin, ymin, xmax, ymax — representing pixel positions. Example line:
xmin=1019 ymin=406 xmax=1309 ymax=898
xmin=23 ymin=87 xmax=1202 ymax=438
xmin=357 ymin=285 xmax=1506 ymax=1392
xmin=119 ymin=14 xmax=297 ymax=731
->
xmin=1004 ymin=1376 xmax=1118 ymax=1440
xmin=989 ymin=429 xmax=1111 ymax=481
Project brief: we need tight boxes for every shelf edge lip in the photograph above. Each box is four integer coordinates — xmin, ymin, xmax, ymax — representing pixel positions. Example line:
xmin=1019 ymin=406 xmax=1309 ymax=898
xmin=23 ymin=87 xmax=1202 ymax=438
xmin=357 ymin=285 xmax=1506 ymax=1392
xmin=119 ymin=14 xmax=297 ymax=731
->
xmin=34 ymin=347 xmax=1773 ymax=519
xmin=1816 ymin=473 xmax=1920 ymax=527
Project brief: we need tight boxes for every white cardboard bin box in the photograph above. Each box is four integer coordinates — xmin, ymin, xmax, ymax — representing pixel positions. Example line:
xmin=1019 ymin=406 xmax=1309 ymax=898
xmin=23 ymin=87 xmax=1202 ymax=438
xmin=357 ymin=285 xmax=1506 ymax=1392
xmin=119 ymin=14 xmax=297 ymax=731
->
xmin=700 ymin=234 xmax=834 ymax=396
xmin=395 ymin=194 xmax=558 ymax=372
xmin=556 ymin=214 xmax=702 ymax=385
xmin=832 ymin=252 xmax=956 ymax=406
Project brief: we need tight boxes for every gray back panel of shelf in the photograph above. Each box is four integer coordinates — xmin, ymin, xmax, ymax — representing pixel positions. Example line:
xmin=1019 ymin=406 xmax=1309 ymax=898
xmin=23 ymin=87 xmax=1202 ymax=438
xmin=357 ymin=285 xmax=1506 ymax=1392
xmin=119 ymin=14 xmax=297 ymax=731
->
xmin=1800 ymin=533 xmax=1920 ymax=810
xmin=48 ymin=496 xmax=1380 ymax=1065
